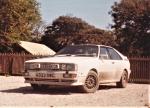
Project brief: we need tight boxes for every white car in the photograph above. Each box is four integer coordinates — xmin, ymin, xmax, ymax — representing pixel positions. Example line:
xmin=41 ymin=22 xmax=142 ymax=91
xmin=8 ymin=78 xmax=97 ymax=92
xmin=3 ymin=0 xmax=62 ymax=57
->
xmin=24 ymin=44 xmax=131 ymax=93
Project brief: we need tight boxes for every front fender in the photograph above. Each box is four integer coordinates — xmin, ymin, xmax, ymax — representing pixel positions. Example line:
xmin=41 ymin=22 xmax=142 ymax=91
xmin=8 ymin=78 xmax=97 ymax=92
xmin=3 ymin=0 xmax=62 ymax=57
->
xmin=77 ymin=60 xmax=100 ymax=77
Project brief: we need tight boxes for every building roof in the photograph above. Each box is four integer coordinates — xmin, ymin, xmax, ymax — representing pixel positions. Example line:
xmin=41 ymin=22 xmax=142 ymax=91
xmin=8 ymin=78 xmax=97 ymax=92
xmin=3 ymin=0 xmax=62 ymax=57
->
xmin=19 ymin=41 xmax=56 ymax=55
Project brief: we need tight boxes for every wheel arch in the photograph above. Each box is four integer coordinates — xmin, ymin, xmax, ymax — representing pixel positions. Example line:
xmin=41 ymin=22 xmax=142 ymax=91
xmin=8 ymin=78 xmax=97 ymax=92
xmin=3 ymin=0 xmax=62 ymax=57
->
xmin=90 ymin=68 xmax=98 ymax=74
xmin=83 ymin=68 xmax=99 ymax=84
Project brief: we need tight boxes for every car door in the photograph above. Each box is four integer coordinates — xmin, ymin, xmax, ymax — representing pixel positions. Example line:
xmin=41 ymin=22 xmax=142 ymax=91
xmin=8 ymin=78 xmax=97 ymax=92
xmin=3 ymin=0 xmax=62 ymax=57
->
xmin=107 ymin=48 xmax=123 ymax=81
xmin=99 ymin=47 xmax=116 ymax=83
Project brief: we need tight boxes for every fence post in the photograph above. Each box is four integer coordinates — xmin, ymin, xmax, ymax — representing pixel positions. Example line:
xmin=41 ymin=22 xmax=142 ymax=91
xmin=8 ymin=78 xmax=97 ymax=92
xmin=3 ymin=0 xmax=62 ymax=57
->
xmin=0 ymin=64 xmax=1 ymax=73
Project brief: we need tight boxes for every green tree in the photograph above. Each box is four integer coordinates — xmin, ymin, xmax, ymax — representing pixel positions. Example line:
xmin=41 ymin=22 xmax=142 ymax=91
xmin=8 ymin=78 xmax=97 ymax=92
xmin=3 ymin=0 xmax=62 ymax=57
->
xmin=0 ymin=0 xmax=41 ymax=52
xmin=41 ymin=16 xmax=115 ymax=51
xmin=110 ymin=0 xmax=150 ymax=56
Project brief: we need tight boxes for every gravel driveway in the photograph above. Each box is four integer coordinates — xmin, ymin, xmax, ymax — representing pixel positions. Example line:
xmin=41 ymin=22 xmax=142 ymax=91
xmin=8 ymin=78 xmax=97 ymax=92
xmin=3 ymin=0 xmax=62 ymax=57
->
xmin=0 ymin=76 xmax=149 ymax=107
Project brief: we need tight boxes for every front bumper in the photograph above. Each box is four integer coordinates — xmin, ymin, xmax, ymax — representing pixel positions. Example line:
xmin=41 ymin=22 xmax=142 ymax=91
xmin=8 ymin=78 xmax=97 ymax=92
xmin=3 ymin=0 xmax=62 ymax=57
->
xmin=24 ymin=78 xmax=83 ymax=86
xmin=24 ymin=70 xmax=84 ymax=86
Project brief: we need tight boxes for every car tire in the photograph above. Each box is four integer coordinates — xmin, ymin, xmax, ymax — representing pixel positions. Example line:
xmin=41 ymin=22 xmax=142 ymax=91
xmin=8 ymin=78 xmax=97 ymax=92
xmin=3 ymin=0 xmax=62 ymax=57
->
xmin=80 ymin=70 xmax=99 ymax=93
xmin=116 ymin=70 xmax=128 ymax=88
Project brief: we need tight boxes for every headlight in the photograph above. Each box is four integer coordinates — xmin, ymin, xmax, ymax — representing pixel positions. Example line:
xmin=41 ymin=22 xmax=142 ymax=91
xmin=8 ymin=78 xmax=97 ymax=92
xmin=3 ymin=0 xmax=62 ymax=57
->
xmin=25 ymin=63 xmax=29 ymax=70
xmin=25 ymin=63 xmax=40 ymax=70
xmin=60 ymin=63 xmax=77 ymax=71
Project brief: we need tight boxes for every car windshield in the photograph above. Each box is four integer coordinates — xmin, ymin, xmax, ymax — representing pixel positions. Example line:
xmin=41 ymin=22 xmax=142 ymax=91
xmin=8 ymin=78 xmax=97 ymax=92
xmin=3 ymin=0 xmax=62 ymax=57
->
xmin=55 ymin=45 xmax=98 ymax=57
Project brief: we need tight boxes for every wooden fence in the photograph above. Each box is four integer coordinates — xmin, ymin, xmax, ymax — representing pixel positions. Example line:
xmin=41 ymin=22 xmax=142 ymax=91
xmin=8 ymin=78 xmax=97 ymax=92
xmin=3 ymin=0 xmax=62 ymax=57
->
xmin=0 ymin=54 xmax=39 ymax=75
xmin=129 ymin=57 xmax=150 ymax=83
xmin=0 ymin=54 xmax=149 ymax=83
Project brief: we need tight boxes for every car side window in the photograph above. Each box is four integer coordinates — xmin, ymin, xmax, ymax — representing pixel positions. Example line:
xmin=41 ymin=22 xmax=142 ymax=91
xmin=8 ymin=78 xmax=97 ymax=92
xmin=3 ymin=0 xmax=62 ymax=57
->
xmin=107 ymin=48 xmax=122 ymax=60
xmin=100 ymin=47 xmax=110 ymax=60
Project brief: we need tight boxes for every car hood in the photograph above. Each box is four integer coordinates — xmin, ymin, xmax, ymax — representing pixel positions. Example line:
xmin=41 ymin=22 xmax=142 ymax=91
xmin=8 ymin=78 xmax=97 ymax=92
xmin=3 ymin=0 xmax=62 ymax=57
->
xmin=25 ymin=55 xmax=98 ymax=64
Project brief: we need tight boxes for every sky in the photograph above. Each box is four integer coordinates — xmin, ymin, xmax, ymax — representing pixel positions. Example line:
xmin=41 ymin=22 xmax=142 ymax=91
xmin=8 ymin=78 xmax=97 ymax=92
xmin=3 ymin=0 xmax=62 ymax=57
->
xmin=37 ymin=0 xmax=118 ymax=30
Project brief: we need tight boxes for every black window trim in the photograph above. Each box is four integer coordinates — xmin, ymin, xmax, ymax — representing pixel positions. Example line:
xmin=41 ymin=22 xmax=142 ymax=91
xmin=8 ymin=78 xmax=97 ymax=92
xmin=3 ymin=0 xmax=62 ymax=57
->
xmin=106 ymin=47 xmax=123 ymax=60
xmin=100 ymin=46 xmax=122 ymax=60
xmin=99 ymin=46 xmax=110 ymax=60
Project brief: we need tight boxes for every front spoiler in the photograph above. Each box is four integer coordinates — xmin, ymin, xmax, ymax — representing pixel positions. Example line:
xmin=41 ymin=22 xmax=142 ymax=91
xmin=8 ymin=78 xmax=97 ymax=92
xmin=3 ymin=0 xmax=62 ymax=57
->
xmin=25 ymin=79 xmax=83 ymax=86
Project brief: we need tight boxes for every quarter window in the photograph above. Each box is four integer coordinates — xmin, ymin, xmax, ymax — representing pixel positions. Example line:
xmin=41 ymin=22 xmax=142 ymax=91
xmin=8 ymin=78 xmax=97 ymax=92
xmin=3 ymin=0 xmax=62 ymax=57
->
xmin=107 ymin=48 xmax=122 ymax=60
xmin=100 ymin=47 xmax=110 ymax=59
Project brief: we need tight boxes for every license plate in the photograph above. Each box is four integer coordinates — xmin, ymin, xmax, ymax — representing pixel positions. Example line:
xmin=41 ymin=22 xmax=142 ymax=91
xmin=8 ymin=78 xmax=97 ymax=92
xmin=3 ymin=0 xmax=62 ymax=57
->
xmin=36 ymin=73 xmax=63 ymax=78
xmin=36 ymin=73 xmax=54 ymax=78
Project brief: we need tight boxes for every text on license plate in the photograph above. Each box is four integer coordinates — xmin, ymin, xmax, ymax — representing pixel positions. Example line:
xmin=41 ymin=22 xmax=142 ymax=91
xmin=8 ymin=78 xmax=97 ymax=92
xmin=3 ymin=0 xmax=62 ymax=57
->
xmin=36 ymin=73 xmax=54 ymax=78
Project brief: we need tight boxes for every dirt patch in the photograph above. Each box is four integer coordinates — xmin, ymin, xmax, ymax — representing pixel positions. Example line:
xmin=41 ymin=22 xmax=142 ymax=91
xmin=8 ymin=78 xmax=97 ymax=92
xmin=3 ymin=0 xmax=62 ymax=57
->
xmin=0 ymin=76 xmax=149 ymax=107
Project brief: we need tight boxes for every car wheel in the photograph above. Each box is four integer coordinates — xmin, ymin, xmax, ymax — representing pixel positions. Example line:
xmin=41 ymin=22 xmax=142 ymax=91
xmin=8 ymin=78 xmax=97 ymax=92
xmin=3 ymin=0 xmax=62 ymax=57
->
xmin=81 ymin=70 xmax=99 ymax=93
xmin=116 ymin=70 xmax=128 ymax=88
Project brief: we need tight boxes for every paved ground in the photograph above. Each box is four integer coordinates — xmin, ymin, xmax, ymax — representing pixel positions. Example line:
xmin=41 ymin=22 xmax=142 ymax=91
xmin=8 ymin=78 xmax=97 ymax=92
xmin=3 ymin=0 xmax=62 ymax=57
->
xmin=0 ymin=76 xmax=149 ymax=107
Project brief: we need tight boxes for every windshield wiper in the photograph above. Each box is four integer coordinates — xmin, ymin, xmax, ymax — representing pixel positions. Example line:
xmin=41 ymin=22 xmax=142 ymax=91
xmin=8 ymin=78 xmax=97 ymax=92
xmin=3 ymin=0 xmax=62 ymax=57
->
xmin=55 ymin=54 xmax=96 ymax=57
xmin=75 ymin=54 xmax=96 ymax=57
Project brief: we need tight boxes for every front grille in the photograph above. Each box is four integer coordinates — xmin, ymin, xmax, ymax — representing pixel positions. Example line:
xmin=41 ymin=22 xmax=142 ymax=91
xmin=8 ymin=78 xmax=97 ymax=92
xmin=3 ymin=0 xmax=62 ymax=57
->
xmin=40 ymin=63 xmax=59 ymax=70
xmin=25 ymin=63 xmax=60 ymax=70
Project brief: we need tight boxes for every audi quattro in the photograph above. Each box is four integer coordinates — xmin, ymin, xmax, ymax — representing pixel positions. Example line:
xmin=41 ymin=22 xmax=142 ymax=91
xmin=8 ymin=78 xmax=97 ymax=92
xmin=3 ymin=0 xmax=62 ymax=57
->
xmin=24 ymin=44 xmax=131 ymax=93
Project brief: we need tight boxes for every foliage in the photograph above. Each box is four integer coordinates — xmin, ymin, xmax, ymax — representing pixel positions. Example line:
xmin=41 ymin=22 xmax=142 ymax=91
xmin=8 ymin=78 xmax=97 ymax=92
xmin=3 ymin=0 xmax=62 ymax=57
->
xmin=110 ymin=0 xmax=150 ymax=56
xmin=41 ymin=16 xmax=115 ymax=51
xmin=0 ymin=0 xmax=41 ymax=52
